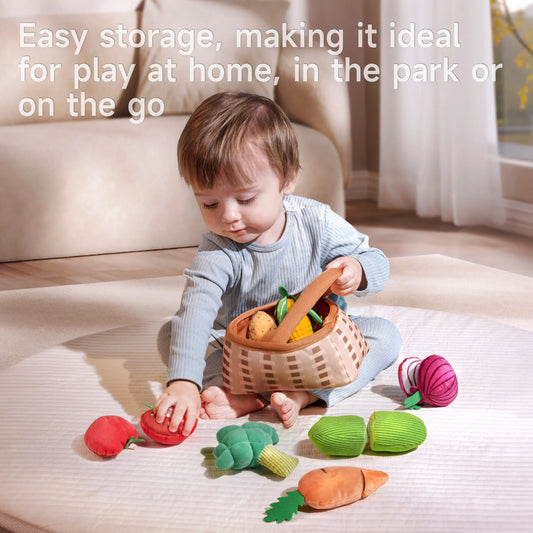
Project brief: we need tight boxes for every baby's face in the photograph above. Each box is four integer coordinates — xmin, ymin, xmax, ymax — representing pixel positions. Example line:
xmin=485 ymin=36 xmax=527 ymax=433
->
xmin=193 ymin=151 xmax=295 ymax=245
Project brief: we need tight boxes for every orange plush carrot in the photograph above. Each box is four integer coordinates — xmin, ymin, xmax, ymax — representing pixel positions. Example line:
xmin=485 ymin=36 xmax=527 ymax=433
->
xmin=264 ymin=466 xmax=388 ymax=522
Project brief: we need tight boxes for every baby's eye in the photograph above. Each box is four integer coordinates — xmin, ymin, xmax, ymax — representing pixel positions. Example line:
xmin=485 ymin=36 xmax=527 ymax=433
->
xmin=202 ymin=202 xmax=218 ymax=210
xmin=238 ymin=196 xmax=256 ymax=205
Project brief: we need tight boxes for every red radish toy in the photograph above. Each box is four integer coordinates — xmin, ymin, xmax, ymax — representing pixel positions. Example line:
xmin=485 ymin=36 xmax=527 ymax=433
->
xmin=399 ymin=354 xmax=458 ymax=409
xmin=84 ymin=415 xmax=144 ymax=457
xmin=140 ymin=407 xmax=197 ymax=445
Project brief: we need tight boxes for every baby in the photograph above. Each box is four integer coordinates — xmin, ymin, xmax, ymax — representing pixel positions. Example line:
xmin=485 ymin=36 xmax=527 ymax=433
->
xmin=155 ymin=91 xmax=401 ymax=435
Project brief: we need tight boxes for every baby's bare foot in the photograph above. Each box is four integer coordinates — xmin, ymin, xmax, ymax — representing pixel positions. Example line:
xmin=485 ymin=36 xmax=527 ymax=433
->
xmin=200 ymin=386 xmax=267 ymax=420
xmin=270 ymin=391 xmax=317 ymax=428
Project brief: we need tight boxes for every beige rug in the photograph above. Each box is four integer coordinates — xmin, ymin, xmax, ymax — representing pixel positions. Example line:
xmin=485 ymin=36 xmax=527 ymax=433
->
xmin=363 ymin=254 xmax=533 ymax=331
xmin=1 ymin=254 xmax=532 ymax=532
xmin=1 ymin=254 xmax=532 ymax=370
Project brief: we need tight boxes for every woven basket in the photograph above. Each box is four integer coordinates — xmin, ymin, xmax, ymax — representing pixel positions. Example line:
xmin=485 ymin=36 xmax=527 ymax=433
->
xmin=222 ymin=269 xmax=369 ymax=394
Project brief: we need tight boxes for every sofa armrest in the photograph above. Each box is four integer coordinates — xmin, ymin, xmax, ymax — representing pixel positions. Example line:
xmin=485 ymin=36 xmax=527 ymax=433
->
xmin=275 ymin=46 xmax=352 ymax=188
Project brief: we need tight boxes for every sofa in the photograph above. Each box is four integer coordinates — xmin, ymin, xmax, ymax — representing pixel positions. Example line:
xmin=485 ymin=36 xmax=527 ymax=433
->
xmin=0 ymin=0 xmax=352 ymax=262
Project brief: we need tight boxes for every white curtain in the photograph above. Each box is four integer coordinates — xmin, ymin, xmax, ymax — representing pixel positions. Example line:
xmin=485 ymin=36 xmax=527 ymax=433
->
xmin=379 ymin=0 xmax=506 ymax=227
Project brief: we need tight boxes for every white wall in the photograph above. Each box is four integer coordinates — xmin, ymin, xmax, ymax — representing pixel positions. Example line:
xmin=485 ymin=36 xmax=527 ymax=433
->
xmin=305 ymin=0 xmax=378 ymax=172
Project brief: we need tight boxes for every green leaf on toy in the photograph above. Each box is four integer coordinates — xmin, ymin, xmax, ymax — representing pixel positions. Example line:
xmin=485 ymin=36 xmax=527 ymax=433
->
xmin=276 ymin=285 xmax=323 ymax=325
xmin=264 ymin=490 xmax=305 ymax=523
xmin=404 ymin=390 xmax=423 ymax=409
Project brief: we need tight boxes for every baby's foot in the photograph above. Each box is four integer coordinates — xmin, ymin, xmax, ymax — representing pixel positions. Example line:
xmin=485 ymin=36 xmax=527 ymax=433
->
xmin=200 ymin=386 xmax=267 ymax=420
xmin=270 ymin=391 xmax=317 ymax=428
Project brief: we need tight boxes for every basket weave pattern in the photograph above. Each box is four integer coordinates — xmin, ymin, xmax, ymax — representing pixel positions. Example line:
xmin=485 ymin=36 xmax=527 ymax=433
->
xmin=222 ymin=269 xmax=370 ymax=394
xmin=222 ymin=308 xmax=368 ymax=394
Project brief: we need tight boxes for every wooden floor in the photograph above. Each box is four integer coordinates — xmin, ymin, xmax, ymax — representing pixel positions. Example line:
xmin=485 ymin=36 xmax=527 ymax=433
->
xmin=1 ymin=200 xmax=532 ymax=290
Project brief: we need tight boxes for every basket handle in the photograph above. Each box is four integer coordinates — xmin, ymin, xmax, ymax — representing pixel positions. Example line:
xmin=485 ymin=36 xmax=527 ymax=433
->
xmin=269 ymin=268 xmax=342 ymax=344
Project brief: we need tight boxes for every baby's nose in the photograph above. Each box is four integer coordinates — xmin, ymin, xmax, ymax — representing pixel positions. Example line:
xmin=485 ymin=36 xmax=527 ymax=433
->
xmin=221 ymin=201 xmax=240 ymax=223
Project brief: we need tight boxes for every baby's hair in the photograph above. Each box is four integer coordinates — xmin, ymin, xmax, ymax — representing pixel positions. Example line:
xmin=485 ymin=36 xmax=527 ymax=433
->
xmin=177 ymin=91 xmax=299 ymax=190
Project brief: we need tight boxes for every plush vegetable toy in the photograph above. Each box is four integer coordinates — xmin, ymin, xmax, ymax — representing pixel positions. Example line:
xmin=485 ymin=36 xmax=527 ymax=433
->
xmin=275 ymin=286 xmax=322 ymax=342
xmin=85 ymin=406 xmax=196 ymax=456
xmin=398 ymin=354 xmax=458 ymax=409
xmin=308 ymin=411 xmax=427 ymax=456
xmin=213 ymin=422 xmax=298 ymax=478
xmin=84 ymin=415 xmax=145 ymax=457
xmin=140 ymin=406 xmax=197 ymax=445
xmin=247 ymin=310 xmax=277 ymax=341
xmin=264 ymin=466 xmax=388 ymax=522
xmin=367 ymin=411 xmax=427 ymax=452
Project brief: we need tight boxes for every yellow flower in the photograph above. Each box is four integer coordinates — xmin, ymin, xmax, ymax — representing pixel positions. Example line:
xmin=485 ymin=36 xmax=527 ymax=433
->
xmin=518 ymin=86 xmax=529 ymax=109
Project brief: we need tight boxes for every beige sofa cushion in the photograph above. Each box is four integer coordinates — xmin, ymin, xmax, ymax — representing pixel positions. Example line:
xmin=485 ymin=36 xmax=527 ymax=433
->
xmin=0 ymin=117 xmax=204 ymax=261
xmin=0 ymin=12 xmax=138 ymax=125
xmin=0 ymin=117 xmax=342 ymax=261
xmin=136 ymin=0 xmax=288 ymax=114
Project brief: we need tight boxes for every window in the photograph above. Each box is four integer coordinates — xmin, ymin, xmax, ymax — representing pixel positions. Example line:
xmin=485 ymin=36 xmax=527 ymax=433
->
xmin=492 ymin=0 xmax=533 ymax=160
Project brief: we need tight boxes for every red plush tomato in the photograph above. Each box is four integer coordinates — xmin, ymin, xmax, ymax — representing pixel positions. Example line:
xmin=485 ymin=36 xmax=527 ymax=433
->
xmin=84 ymin=415 xmax=144 ymax=457
xmin=140 ymin=409 xmax=197 ymax=445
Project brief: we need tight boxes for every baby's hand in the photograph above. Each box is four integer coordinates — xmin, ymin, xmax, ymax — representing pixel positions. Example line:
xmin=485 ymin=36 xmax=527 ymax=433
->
xmin=154 ymin=380 xmax=200 ymax=436
xmin=326 ymin=257 xmax=367 ymax=296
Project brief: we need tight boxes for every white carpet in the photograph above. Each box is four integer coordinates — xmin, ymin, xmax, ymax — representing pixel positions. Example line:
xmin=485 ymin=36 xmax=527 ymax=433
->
xmin=1 ymin=254 xmax=532 ymax=532
xmin=0 ymin=305 xmax=532 ymax=532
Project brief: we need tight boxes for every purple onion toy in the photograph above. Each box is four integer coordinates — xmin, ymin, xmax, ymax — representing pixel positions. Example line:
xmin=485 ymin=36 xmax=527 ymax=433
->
xmin=398 ymin=354 xmax=458 ymax=409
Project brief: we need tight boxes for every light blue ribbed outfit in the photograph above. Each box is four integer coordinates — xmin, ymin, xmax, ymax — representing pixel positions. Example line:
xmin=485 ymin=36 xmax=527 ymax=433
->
xmin=158 ymin=195 xmax=400 ymax=406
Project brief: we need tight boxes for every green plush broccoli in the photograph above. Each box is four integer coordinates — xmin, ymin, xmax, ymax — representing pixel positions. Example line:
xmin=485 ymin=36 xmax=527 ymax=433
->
xmin=213 ymin=422 xmax=298 ymax=478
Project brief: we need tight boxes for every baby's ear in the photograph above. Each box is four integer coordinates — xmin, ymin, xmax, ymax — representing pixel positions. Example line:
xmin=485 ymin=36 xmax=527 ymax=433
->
xmin=282 ymin=174 xmax=298 ymax=195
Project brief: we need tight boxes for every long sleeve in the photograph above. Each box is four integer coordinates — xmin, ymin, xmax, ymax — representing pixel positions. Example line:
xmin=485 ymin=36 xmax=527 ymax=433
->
xmin=319 ymin=205 xmax=389 ymax=296
xmin=167 ymin=240 xmax=234 ymax=387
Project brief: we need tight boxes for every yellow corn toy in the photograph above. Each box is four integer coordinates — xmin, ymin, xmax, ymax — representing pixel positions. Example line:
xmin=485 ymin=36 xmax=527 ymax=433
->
xmin=275 ymin=286 xmax=322 ymax=343
xmin=285 ymin=298 xmax=314 ymax=342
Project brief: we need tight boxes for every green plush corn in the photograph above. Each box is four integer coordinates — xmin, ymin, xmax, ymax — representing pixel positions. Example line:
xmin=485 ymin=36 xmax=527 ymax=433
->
xmin=367 ymin=411 xmax=427 ymax=453
xmin=308 ymin=415 xmax=368 ymax=457
xmin=308 ymin=412 xmax=427 ymax=456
